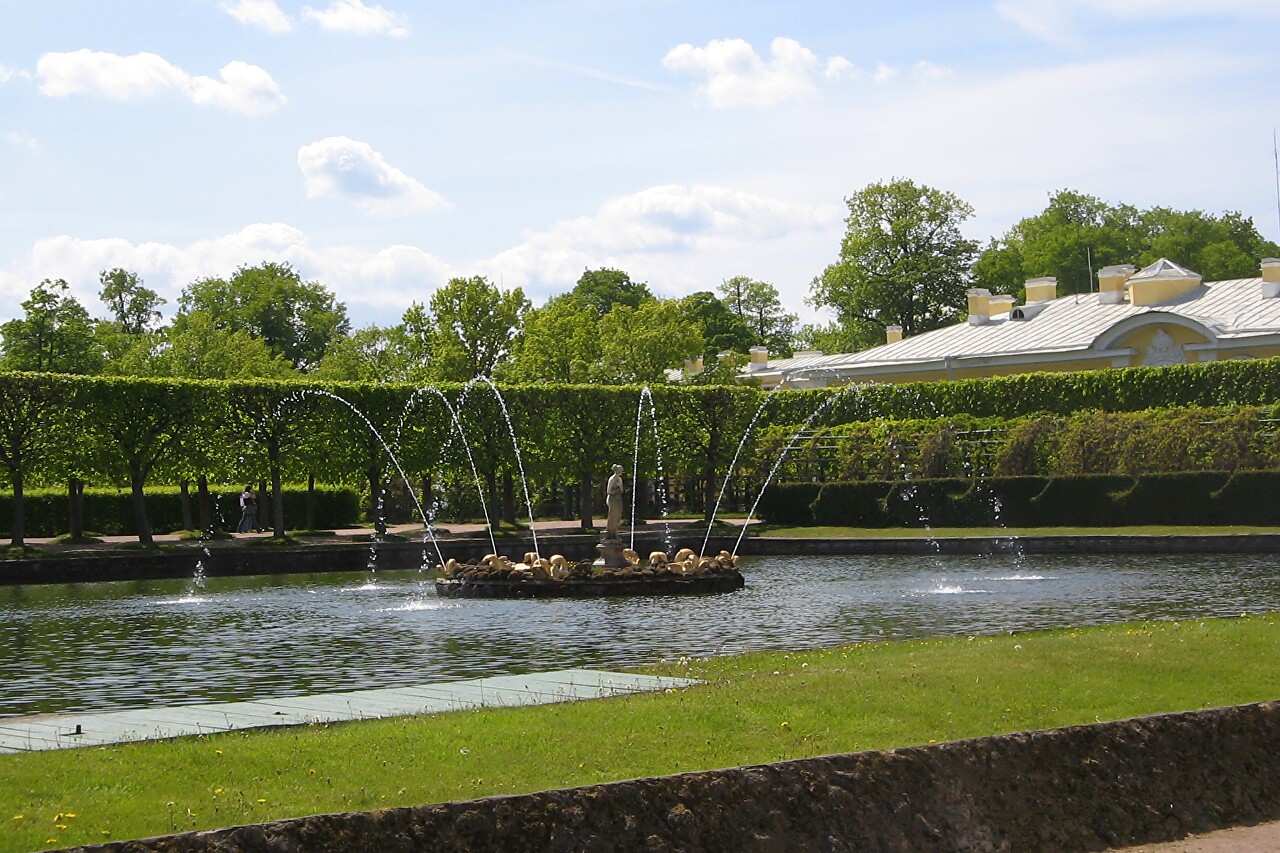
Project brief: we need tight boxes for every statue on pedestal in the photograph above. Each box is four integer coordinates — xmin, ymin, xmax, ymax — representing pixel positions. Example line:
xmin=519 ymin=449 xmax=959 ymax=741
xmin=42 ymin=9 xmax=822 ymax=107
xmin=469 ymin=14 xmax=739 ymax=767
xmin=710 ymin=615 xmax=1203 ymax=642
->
xmin=605 ymin=463 xmax=625 ymax=540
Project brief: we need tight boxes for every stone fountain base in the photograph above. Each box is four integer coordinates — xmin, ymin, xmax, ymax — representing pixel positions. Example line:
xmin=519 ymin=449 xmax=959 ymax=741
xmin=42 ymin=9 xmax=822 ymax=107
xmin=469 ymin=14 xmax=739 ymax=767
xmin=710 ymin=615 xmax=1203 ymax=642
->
xmin=434 ymin=569 xmax=745 ymax=599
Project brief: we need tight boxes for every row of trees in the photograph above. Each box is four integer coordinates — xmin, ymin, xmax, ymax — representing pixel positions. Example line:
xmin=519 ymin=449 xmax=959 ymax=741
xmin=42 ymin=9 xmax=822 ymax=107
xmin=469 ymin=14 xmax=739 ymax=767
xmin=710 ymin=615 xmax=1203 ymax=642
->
xmin=0 ymin=265 xmax=798 ymax=385
xmin=6 ymin=356 xmax=1280 ymax=548
xmin=0 ymin=373 xmax=764 ymax=548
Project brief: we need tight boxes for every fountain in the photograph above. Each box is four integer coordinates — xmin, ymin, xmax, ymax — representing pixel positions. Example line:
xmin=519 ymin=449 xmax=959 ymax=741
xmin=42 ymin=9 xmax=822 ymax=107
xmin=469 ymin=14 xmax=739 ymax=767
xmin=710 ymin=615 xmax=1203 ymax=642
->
xmin=433 ymin=461 xmax=746 ymax=598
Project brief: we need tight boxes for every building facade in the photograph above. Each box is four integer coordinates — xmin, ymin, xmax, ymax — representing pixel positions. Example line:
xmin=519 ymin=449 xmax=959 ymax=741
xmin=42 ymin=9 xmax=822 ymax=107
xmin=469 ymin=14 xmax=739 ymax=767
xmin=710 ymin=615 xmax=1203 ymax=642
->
xmin=733 ymin=258 xmax=1280 ymax=389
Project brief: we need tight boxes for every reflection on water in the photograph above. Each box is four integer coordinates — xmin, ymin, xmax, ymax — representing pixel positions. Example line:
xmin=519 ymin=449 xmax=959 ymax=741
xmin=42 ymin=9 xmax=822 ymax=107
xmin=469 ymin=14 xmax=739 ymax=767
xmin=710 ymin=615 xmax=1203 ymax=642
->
xmin=2 ymin=552 xmax=1278 ymax=716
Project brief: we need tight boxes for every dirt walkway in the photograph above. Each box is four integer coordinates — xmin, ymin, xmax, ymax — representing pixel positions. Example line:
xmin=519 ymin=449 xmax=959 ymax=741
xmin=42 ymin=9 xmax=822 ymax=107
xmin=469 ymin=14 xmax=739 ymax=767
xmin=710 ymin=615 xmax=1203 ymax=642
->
xmin=1110 ymin=822 xmax=1280 ymax=851
xmin=19 ymin=517 xmax=738 ymax=553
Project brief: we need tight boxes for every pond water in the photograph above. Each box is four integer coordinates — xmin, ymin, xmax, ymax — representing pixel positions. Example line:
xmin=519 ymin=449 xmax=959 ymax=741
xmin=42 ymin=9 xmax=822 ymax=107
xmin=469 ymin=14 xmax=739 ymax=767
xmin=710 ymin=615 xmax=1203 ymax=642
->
xmin=2 ymin=551 xmax=1278 ymax=717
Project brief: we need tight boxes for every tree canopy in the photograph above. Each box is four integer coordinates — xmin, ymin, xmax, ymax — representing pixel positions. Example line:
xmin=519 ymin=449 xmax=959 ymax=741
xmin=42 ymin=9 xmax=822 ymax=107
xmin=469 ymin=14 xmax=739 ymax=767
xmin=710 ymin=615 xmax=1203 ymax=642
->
xmin=424 ymin=276 xmax=529 ymax=382
xmin=176 ymin=262 xmax=349 ymax=371
xmin=568 ymin=268 xmax=653 ymax=318
xmin=973 ymin=190 xmax=1280 ymax=298
xmin=810 ymin=178 xmax=978 ymax=346
xmin=0 ymin=279 xmax=103 ymax=374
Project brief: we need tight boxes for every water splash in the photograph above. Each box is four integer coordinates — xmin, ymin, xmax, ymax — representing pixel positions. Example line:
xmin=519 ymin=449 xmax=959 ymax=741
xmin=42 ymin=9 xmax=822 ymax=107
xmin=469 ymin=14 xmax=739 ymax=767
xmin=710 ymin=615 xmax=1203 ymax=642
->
xmin=394 ymin=385 xmax=498 ymax=558
xmin=631 ymin=387 xmax=672 ymax=552
xmin=301 ymin=390 xmax=446 ymax=566
xmin=701 ymin=386 xmax=784 ymax=557
xmin=731 ymin=384 xmax=868 ymax=557
xmin=467 ymin=377 xmax=541 ymax=559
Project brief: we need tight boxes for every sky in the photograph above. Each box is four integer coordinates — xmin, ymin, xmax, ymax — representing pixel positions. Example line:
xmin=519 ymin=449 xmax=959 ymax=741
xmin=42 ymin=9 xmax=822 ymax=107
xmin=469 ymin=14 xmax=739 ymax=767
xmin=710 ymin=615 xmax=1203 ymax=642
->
xmin=1 ymin=0 xmax=1278 ymax=331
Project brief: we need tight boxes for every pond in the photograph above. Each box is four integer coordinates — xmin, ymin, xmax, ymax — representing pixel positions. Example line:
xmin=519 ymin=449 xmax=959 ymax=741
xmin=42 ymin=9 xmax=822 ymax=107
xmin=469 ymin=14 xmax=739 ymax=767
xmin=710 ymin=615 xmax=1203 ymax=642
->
xmin=2 ymin=551 xmax=1278 ymax=717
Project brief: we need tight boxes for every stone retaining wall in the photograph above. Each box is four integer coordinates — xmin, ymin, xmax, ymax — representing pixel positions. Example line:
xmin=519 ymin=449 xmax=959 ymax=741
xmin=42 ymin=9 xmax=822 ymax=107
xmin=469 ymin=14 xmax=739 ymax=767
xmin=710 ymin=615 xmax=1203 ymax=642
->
xmin=69 ymin=700 xmax=1280 ymax=852
xmin=7 ymin=532 xmax=1280 ymax=586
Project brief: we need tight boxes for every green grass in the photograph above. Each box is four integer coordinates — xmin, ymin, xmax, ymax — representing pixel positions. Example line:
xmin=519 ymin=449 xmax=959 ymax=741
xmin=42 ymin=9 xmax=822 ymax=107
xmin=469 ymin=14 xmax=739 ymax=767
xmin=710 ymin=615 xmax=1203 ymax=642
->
xmin=3 ymin=615 xmax=1280 ymax=851
xmin=754 ymin=524 xmax=1280 ymax=538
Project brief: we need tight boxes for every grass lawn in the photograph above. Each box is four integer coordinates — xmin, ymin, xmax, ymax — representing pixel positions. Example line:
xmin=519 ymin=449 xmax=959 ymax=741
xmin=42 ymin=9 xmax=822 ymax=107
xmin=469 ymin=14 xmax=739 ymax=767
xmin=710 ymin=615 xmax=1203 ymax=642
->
xmin=3 ymin=614 xmax=1279 ymax=851
xmin=754 ymin=524 xmax=1280 ymax=538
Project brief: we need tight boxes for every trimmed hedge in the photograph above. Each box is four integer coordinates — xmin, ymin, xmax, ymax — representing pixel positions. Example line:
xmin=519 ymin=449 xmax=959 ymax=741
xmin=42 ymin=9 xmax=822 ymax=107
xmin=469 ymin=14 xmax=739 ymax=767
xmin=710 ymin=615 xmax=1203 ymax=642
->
xmin=0 ymin=485 xmax=361 ymax=538
xmin=759 ymin=470 xmax=1280 ymax=528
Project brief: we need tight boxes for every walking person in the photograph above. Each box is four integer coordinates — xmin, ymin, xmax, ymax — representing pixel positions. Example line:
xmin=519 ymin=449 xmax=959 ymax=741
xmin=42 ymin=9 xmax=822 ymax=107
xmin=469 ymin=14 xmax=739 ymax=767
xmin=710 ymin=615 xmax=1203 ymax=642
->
xmin=237 ymin=485 xmax=257 ymax=534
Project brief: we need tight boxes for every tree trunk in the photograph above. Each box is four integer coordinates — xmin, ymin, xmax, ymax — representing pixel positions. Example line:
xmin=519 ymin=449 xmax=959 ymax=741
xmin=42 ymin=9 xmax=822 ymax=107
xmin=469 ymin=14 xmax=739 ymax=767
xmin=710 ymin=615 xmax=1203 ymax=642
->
xmin=68 ymin=477 xmax=84 ymax=540
xmin=196 ymin=475 xmax=211 ymax=533
xmin=367 ymin=467 xmax=386 ymax=536
xmin=306 ymin=473 xmax=316 ymax=531
xmin=501 ymin=472 xmax=516 ymax=525
xmin=10 ymin=468 xmax=24 ymax=548
xmin=485 ymin=470 xmax=499 ymax=530
xmin=266 ymin=441 xmax=284 ymax=538
xmin=131 ymin=463 xmax=153 ymax=544
xmin=258 ymin=476 xmax=268 ymax=532
xmin=702 ymin=429 xmax=721 ymax=524
xmin=179 ymin=479 xmax=193 ymax=531
xmin=578 ymin=476 xmax=594 ymax=529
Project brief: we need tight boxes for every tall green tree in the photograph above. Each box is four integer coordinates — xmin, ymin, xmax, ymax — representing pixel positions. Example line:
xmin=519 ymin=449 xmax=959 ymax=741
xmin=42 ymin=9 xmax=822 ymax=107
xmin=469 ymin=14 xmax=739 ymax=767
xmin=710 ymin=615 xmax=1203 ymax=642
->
xmin=810 ymin=179 xmax=978 ymax=347
xmin=0 ymin=279 xmax=103 ymax=374
xmin=76 ymin=377 xmax=203 ymax=544
xmin=679 ymin=291 xmax=754 ymax=360
xmin=175 ymin=262 xmax=349 ymax=371
xmin=597 ymin=300 xmax=704 ymax=384
xmin=0 ymin=373 xmax=76 ymax=546
xmin=502 ymin=295 xmax=601 ymax=383
xmin=718 ymin=276 xmax=797 ymax=356
xmin=315 ymin=324 xmax=429 ymax=384
xmin=106 ymin=312 xmax=295 ymax=380
xmin=425 ymin=276 xmax=529 ymax=381
xmin=99 ymin=268 xmax=164 ymax=335
xmin=569 ymin=268 xmax=653 ymax=318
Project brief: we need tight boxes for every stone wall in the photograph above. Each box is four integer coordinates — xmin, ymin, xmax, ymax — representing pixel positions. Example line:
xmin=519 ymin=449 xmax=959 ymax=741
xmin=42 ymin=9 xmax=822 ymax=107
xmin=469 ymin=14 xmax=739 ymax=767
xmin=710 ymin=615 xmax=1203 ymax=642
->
xmin=8 ymin=532 xmax=1279 ymax=586
xmin=69 ymin=700 xmax=1280 ymax=852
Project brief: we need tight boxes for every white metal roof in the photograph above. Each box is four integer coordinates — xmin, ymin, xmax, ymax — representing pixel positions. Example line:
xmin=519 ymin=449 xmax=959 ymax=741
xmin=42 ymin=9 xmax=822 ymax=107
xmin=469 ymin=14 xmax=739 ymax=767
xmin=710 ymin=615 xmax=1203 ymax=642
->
xmin=753 ymin=268 xmax=1280 ymax=385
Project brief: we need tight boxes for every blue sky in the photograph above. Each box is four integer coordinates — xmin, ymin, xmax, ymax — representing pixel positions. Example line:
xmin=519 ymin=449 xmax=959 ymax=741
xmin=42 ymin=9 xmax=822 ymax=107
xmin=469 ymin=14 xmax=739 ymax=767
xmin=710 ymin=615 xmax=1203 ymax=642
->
xmin=1 ymin=0 xmax=1278 ymax=330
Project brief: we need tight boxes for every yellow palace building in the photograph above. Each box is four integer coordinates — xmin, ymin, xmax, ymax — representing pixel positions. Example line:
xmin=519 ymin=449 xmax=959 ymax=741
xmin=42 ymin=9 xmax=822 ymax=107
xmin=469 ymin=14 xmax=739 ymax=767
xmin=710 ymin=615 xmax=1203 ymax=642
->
xmin=738 ymin=257 xmax=1280 ymax=389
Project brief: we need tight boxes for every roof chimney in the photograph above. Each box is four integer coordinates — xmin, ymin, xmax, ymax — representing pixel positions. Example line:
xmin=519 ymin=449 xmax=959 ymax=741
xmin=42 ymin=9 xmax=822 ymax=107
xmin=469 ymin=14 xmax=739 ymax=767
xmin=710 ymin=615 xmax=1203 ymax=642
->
xmin=1024 ymin=276 xmax=1058 ymax=304
xmin=682 ymin=356 xmax=703 ymax=378
xmin=886 ymin=325 xmax=902 ymax=343
xmin=1262 ymin=258 xmax=1280 ymax=298
xmin=748 ymin=346 xmax=769 ymax=369
xmin=1127 ymin=258 xmax=1201 ymax=306
xmin=1098 ymin=264 xmax=1135 ymax=304
xmin=989 ymin=294 xmax=1015 ymax=316
xmin=967 ymin=288 xmax=992 ymax=325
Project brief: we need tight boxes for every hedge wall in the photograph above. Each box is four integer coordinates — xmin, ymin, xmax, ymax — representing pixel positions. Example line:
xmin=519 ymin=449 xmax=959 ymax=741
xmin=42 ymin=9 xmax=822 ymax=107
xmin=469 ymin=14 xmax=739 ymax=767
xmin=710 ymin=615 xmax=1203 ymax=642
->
xmin=758 ymin=470 xmax=1280 ymax=528
xmin=0 ymin=485 xmax=361 ymax=538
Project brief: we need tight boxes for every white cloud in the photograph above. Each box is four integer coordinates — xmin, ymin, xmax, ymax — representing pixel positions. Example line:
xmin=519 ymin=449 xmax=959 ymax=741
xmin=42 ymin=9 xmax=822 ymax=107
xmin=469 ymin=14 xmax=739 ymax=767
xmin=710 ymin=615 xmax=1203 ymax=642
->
xmin=190 ymin=61 xmax=287 ymax=115
xmin=37 ymin=50 xmax=188 ymax=99
xmin=824 ymin=57 xmax=858 ymax=81
xmin=35 ymin=50 xmax=285 ymax=114
xmin=1 ymin=224 xmax=456 ymax=320
xmin=663 ymin=37 xmax=853 ymax=108
xmin=2 ymin=131 xmax=39 ymax=151
xmin=0 ymin=65 xmax=14 ymax=85
xmin=301 ymin=0 xmax=409 ymax=37
xmin=476 ymin=184 xmax=838 ymax=298
xmin=220 ymin=0 xmax=294 ymax=33
xmin=872 ymin=62 xmax=898 ymax=83
xmin=297 ymin=136 xmax=447 ymax=215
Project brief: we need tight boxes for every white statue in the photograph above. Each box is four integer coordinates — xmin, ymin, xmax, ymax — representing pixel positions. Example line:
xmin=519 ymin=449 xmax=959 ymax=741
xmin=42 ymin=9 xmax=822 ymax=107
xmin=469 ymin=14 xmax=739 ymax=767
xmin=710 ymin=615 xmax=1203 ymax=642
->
xmin=1143 ymin=328 xmax=1186 ymax=367
xmin=605 ymin=464 xmax=625 ymax=539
